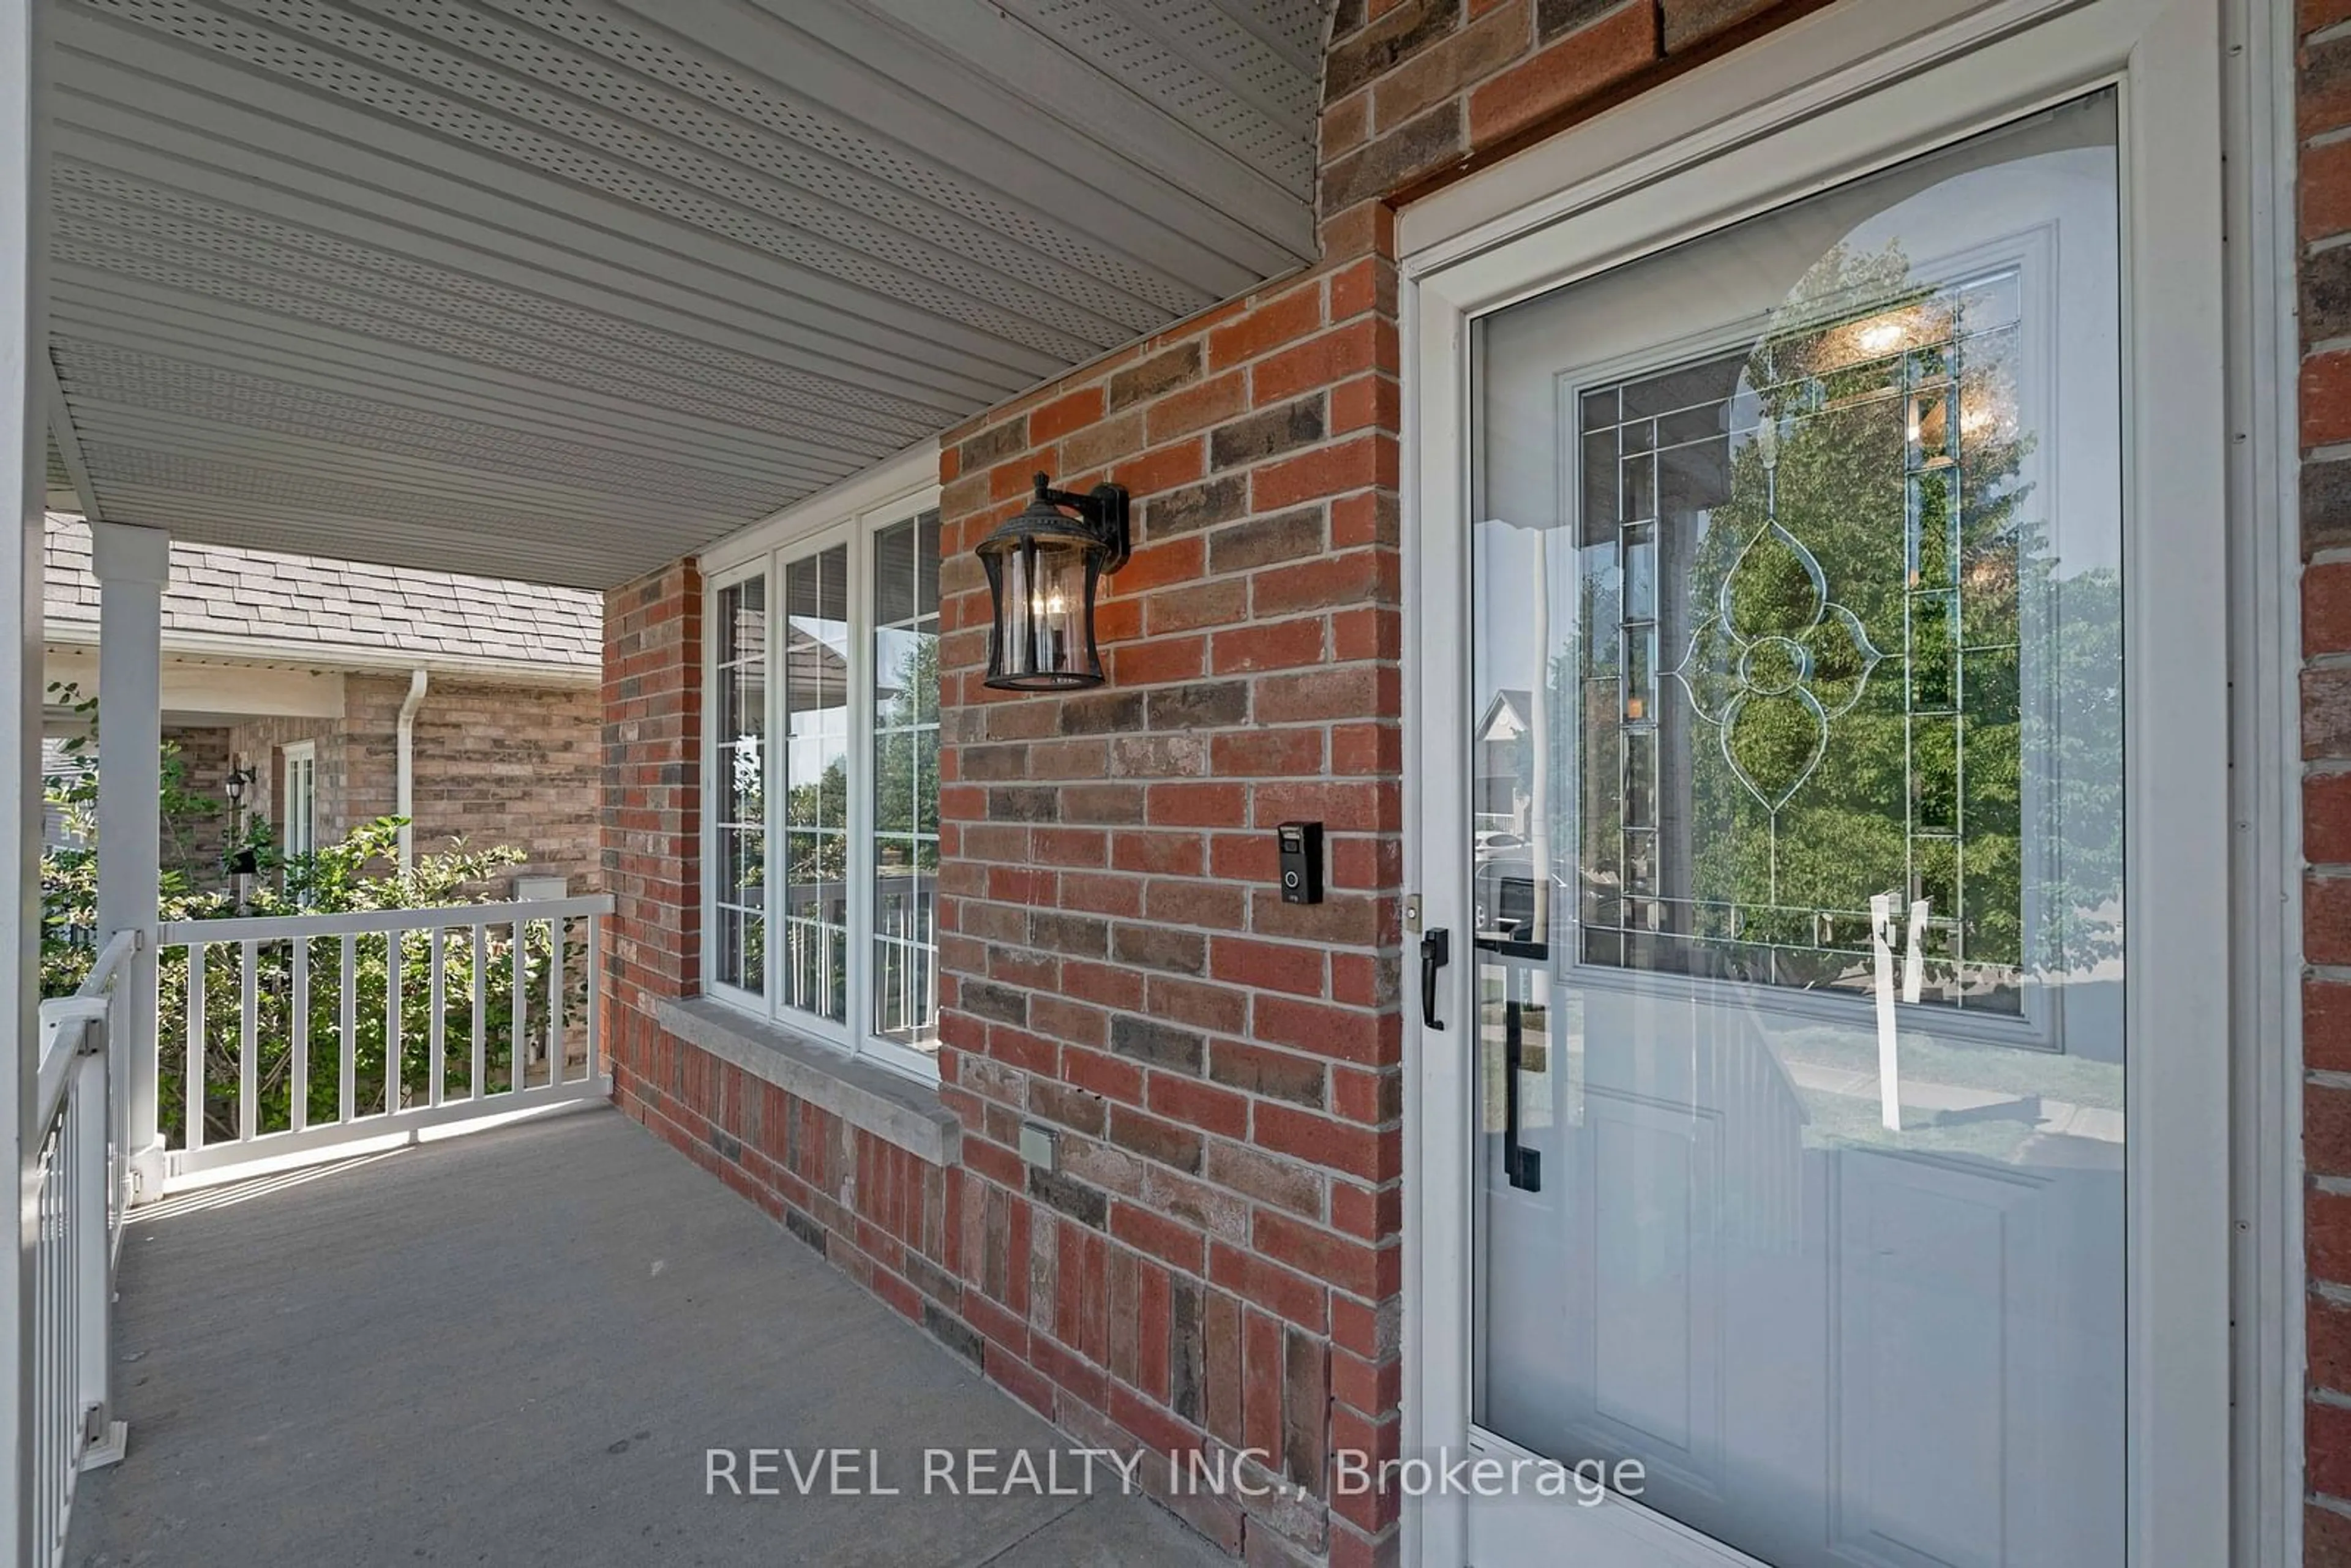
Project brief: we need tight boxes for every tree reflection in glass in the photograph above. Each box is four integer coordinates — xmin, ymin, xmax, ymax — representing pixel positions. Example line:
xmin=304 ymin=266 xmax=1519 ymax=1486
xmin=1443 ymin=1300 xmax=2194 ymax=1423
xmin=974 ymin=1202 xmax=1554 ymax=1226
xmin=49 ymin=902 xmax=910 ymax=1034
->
xmin=1573 ymin=241 xmax=2121 ymax=1015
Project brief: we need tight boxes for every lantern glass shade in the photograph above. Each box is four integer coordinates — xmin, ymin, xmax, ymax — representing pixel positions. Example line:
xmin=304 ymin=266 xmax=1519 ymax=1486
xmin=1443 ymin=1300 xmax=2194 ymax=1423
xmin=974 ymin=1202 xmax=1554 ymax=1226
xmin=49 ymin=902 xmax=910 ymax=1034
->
xmin=981 ymin=531 xmax=1102 ymax=690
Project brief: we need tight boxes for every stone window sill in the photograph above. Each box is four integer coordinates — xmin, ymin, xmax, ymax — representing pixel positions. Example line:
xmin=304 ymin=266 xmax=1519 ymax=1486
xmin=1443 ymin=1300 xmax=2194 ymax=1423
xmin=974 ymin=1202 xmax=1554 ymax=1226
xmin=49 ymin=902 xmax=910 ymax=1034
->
xmin=653 ymin=995 xmax=959 ymax=1168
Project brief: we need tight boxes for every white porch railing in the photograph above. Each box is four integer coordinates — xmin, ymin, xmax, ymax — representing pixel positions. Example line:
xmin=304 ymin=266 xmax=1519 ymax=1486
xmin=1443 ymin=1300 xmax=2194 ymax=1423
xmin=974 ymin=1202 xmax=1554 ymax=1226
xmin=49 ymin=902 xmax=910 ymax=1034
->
xmin=29 ymin=928 xmax=138 ymax=1568
xmin=152 ymin=896 xmax=611 ymax=1190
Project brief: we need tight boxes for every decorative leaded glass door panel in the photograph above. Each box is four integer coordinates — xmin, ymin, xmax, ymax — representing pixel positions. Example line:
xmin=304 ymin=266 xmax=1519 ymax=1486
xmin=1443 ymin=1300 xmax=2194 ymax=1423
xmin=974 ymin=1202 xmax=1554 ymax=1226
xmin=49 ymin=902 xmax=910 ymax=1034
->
xmin=1463 ymin=94 xmax=2126 ymax=1567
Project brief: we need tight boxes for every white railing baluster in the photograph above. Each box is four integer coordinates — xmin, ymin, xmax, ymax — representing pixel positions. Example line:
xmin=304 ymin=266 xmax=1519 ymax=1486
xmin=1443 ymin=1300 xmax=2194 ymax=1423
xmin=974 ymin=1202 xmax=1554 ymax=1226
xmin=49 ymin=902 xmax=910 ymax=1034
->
xmin=35 ymin=1119 xmax=54 ymax=1555
xmin=339 ymin=932 xmax=356 ymax=1125
xmin=34 ymin=1118 xmax=49 ymax=1556
xmin=429 ymin=925 xmax=446 ymax=1108
xmin=185 ymin=944 xmax=205 ymax=1153
xmin=72 ymin=1041 xmax=110 ymax=1458
xmin=512 ymin=915 xmax=528 ymax=1093
xmin=384 ymin=928 xmax=402 ymax=1115
xmin=547 ymin=916 xmax=564 ymax=1087
xmin=471 ymin=921 xmax=487 ymax=1100
xmin=291 ymin=939 xmax=309 ymax=1134
xmin=238 ymin=940 xmax=258 ymax=1143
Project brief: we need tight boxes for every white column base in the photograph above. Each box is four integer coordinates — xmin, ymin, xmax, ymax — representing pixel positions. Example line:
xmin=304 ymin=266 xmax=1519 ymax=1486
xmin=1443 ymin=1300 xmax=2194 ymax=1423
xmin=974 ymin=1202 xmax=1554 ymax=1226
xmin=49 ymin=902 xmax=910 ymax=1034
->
xmin=124 ymin=1145 xmax=167 ymax=1209
xmin=78 ymin=1419 xmax=126 ymax=1473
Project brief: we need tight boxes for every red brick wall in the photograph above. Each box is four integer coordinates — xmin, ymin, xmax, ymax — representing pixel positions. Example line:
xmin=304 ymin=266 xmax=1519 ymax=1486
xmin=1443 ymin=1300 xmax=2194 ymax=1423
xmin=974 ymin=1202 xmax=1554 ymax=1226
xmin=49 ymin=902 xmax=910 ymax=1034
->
xmin=933 ymin=260 xmax=1411 ymax=1565
xmin=594 ymin=5 xmax=1834 ymax=1565
xmin=2307 ymin=4 xmax=2351 ymax=1558
xmin=601 ymin=561 xmax=700 ymax=1024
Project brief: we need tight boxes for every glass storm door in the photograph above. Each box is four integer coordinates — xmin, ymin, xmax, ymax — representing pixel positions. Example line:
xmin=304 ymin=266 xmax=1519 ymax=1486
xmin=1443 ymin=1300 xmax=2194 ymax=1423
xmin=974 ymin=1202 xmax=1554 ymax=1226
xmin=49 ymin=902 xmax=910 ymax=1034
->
xmin=1459 ymin=95 xmax=2126 ymax=1567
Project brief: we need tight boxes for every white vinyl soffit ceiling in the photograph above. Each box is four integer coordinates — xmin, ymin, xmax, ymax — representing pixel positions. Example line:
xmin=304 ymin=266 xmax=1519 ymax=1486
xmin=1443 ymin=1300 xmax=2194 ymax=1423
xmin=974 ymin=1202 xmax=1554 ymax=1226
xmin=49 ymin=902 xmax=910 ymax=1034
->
xmin=44 ymin=0 xmax=1329 ymax=589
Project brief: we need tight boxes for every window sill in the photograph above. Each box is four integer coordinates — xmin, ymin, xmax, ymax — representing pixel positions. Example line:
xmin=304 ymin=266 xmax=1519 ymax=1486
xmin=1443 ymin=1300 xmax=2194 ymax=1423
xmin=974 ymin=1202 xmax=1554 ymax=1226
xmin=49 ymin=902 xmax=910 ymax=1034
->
xmin=653 ymin=995 xmax=959 ymax=1168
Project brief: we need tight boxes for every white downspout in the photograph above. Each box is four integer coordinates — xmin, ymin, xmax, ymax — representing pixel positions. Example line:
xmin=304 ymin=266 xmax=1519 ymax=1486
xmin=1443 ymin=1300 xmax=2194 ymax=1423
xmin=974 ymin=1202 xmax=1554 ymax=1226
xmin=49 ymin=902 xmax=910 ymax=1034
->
xmin=395 ymin=667 xmax=428 ymax=871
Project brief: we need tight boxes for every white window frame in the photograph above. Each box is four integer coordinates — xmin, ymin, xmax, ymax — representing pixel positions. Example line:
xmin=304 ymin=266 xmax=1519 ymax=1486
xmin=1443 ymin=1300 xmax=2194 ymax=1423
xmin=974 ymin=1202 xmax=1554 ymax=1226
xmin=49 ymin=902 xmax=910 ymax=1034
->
xmin=703 ymin=557 xmax=772 ymax=1020
xmin=1398 ymin=0 xmax=2237 ymax=1564
xmin=279 ymin=740 xmax=317 ymax=857
xmin=699 ymin=446 xmax=943 ymax=1083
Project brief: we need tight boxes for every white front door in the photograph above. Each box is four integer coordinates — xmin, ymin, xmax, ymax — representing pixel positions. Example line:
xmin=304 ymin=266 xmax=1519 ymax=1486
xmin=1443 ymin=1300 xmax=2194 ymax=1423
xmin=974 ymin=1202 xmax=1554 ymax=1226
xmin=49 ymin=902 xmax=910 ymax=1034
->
xmin=1403 ymin=4 xmax=2230 ymax=1566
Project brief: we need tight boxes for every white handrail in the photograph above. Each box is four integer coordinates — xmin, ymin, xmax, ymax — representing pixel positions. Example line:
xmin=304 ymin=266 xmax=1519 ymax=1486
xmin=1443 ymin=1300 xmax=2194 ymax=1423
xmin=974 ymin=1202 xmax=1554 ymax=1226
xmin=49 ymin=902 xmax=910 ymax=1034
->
xmin=36 ymin=931 xmax=142 ymax=1132
xmin=34 ymin=1005 xmax=99 ymax=1139
xmin=157 ymin=894 xmax=609 ymax=945
xmin=72 ymin=928 xmax=140 ymax=1000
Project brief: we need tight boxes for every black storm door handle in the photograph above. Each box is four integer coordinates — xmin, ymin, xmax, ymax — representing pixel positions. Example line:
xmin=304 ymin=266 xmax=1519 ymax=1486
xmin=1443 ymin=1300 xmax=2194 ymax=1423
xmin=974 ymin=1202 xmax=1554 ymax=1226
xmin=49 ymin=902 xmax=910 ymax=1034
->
xmin=1420 ymin=928 xmax=1450 ymax=1031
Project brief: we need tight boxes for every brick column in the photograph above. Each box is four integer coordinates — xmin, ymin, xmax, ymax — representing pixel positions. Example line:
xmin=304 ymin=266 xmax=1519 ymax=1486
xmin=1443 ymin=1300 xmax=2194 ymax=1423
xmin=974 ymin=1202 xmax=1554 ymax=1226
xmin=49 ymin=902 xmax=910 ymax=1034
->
xmin=602 ymin=561 xmax=702 ymax=1057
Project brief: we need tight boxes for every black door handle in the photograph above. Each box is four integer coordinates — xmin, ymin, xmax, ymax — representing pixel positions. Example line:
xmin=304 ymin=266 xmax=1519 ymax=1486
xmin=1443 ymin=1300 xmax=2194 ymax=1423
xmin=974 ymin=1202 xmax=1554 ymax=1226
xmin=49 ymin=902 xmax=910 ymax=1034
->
xmin=1420 ymin=929 xmax=1450 ymax=1031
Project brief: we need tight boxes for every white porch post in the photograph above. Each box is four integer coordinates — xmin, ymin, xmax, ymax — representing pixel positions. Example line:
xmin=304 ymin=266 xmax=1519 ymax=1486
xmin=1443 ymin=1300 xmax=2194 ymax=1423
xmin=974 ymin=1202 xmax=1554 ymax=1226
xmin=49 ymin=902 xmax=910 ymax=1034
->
xmin=0 ymin=0 xmax=40 ymax=1556
xmin=90 ymin=525 xmax=165 ymax=1205
xmin=90 ymin=527 xmax=165 ymax=1207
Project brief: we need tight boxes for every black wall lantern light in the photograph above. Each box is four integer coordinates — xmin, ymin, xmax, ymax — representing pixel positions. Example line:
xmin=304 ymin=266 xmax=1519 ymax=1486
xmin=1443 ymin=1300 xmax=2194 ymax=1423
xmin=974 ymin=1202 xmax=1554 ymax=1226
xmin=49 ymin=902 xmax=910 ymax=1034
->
xmin=223 ymin=760 xmax=260 ymax=879
xmin=975 ymin=472 xmax=1131 ymax=691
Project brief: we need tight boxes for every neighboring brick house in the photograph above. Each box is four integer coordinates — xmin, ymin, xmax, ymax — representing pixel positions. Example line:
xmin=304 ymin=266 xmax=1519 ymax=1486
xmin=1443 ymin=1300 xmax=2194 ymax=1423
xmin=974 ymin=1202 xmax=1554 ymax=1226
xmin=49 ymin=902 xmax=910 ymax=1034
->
xmin=42 ymin=514 xmax=601 ymax=891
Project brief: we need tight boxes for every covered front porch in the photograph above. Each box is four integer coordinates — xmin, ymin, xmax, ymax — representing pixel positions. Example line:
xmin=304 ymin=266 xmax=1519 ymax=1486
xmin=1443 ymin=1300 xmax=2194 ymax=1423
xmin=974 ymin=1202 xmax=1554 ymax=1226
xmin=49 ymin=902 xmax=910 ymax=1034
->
xmin=0 ymin=0 xmax=2309 ymax=1559
xmin=67 ymin=1106 xmax=1220 ymax=1567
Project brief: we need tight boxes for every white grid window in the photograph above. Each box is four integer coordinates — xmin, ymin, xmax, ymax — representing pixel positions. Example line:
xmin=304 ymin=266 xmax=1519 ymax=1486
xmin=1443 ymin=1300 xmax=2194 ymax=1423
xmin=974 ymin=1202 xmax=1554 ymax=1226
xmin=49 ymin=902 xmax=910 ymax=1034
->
xmin=712 ymin=578 xmax=768 ymax=995
xmin=871 ymin=512 xmax=941 ymax=1052
xmin=703 ymin=480 xmax=943 ymax=1079
xmin=781 ymin=544 xmax=850 ymax=1024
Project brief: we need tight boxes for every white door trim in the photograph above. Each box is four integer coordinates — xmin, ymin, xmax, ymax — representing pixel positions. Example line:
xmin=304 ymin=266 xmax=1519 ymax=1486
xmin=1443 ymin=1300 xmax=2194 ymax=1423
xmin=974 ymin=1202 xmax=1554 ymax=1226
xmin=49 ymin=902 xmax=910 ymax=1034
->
xmin=1397 ymin=1 xmax=2244 ymax=1563
xmin=2222 ymin=0 xmax=2305 ymax=1562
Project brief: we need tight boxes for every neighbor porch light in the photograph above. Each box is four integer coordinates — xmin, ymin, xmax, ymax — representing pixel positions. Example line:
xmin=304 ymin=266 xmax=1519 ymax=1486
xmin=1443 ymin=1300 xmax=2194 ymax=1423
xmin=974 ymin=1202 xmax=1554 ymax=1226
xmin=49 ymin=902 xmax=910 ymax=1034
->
xmin=223 ymin=760 xmax=259 ymax=877
xmin=975 ymin=473 xmax=1131 ymax=691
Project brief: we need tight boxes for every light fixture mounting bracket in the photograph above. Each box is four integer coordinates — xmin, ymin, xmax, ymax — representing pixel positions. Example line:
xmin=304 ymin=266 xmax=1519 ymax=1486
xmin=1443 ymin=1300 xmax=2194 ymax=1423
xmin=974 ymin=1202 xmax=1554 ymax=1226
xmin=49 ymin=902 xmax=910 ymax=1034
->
xmin=1028 ymin=472 xmax=1130 ymax=574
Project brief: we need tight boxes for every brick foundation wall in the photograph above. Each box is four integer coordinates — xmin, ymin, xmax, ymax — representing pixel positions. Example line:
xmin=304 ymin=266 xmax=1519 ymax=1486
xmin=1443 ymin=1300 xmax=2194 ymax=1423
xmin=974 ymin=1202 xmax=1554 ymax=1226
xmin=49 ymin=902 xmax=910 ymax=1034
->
xmin=2305 ymin=4 xmax=2351 ymax=1557
xmin=588 ymin=5 xmax=1877 ymax=1565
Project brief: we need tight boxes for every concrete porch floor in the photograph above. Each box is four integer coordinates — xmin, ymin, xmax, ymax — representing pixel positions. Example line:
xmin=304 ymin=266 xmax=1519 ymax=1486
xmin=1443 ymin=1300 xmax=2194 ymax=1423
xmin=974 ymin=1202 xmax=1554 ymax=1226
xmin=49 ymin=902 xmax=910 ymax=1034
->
xmin=66 ymin=1107 xmax=1224 ymax=1567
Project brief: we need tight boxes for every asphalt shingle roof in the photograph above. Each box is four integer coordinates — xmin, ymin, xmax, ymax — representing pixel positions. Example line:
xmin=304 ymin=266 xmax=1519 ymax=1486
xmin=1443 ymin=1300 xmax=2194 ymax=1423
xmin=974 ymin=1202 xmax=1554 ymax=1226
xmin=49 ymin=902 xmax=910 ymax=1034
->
xmin=42 ymin=515 xmax=601 ymax=672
